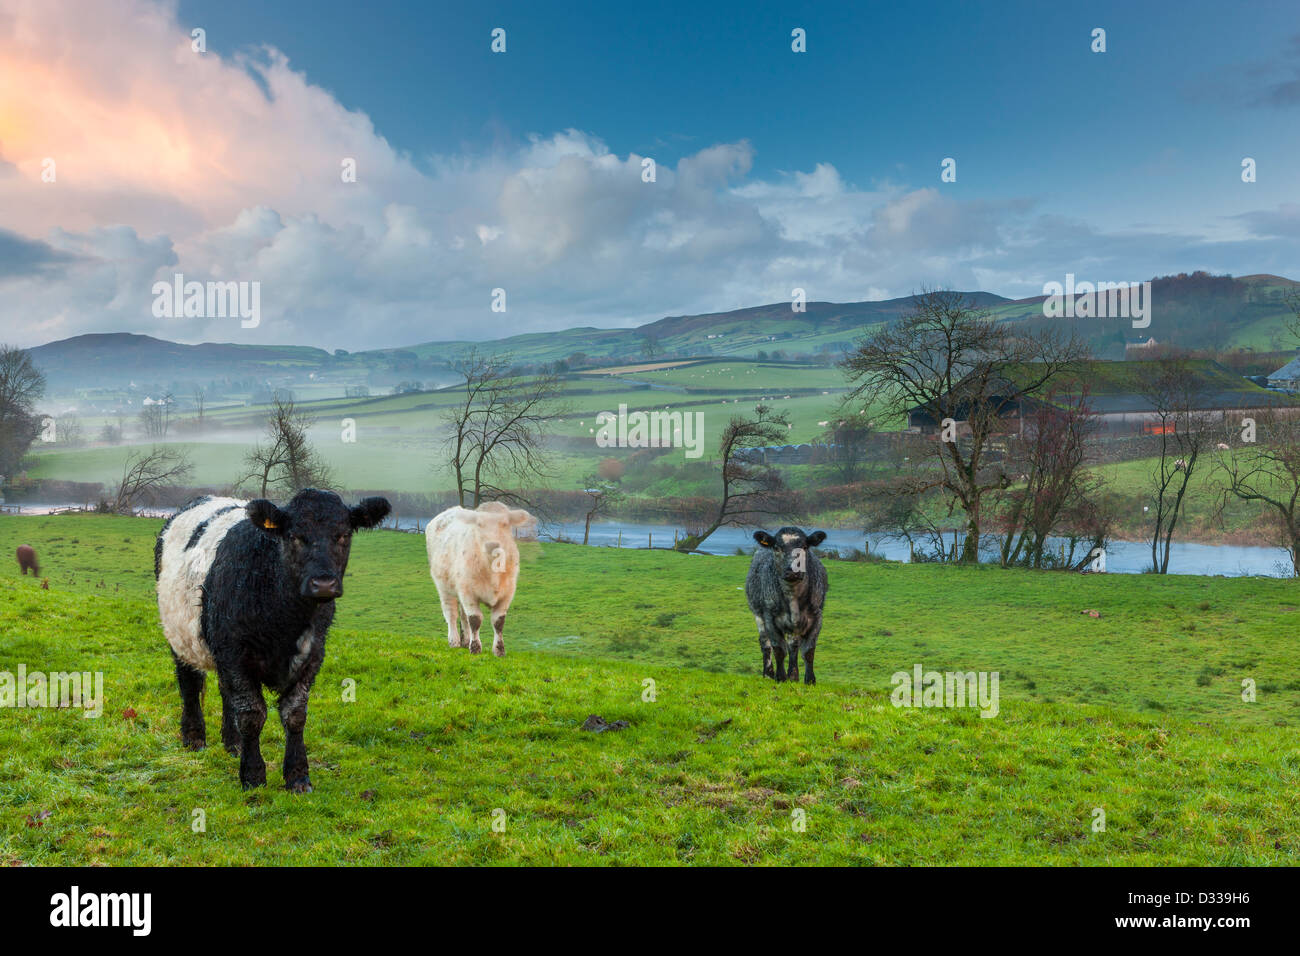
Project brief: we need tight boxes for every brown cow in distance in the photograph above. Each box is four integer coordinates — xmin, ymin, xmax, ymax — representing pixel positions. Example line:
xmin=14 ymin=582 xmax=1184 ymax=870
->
xmin=16 ymin=545 xmax=39 ymax=576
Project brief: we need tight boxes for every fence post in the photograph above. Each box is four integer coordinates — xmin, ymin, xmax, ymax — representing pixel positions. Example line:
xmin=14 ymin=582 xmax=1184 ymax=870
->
xmin=617 ymin=530 xmax=622 ymax=548
xmin=649 ymin=532 xmax=653 ymax=549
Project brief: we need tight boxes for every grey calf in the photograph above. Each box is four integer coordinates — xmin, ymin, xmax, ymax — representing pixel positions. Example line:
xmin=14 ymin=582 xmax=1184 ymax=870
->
xmin=745 ymin=527 xmax=828 ymax=684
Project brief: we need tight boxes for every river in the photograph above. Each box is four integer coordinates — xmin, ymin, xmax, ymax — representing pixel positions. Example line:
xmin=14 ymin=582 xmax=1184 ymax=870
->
xmin=4 ymin=504 xmax=1293 ymax=577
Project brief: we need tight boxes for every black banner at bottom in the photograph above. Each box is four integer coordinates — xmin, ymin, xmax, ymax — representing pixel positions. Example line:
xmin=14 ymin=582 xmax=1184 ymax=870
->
xmin=0 ymin=865 xmax=1279 ymax=941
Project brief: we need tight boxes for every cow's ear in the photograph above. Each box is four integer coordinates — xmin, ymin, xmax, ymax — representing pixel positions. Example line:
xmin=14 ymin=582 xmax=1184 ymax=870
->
xmin=247 ymin=499 xmax=287 ymax=535
xmin=806 ymin=531 xmax=827 ymax=548
xmin=507 ymin=508 xmax=534 ymax=527
xmin=349 ymin=497 xmax=391 ymax=530
xmin=753 ymin=530 xmax=776 ymax=549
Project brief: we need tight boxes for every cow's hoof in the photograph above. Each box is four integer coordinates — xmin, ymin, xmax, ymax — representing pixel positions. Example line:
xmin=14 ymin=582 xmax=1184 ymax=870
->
xmin=240 ymin=778 xmax=267 ymax=791
xmin=493 ymin=643 xmax=505 ymax=658
xmin=285 ymin=777 xmax=313 ymax=794
xmin=224 ymin=742 xmax=242 ymax=756
xmin=182 ymin=734 xmax=206 ymax=751
xmin=469 ymin=642 xmax=482 ymax=654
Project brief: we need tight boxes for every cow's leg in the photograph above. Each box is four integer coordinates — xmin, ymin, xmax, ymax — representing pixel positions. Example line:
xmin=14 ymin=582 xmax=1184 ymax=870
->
xmin=279 ymin=680 xmax=313 ymax=793
xmin=755 ymin=615 xmax=775 ymax=679
xmin=801 ymin=622 xmax=821 ymax=685
xmin=786 ymin=637 xmax=800 ymax=683
xmin=172 ymin=650 xmax=206 ymax=750
xmin=489 ymin=597 xmax=509 ymax=658
xmin=772 ymin=643 xmax=787 ymax=683
xmin=464 ymin=601 xmax=484 ymax=655
xmin=435 ymin=581 xmax=462 ymax=649
xmin=218 ymin=675 xmax=240 ymax=755
xmin=459 ymin=606 xmax=474 ymax=649
xmin=228 ymin=679 xmax=268 ymax=789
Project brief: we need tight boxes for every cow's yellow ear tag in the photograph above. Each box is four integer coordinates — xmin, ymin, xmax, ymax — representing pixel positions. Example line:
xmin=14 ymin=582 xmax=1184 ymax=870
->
xmin=263 ymin=519 xmax=277 ymax=529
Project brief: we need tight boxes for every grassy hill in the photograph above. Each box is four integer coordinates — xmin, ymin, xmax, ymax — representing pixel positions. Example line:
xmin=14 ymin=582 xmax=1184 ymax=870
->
xmin=31 ymin=273 xmax=1297 ymax=400
xmin=2 ymin=513 xmax=1299 ymax=864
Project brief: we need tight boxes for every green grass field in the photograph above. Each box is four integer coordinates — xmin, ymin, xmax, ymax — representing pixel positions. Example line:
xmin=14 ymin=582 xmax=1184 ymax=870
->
xmin=25 ymin=359 xmax=870 ymax=495
xmin=2 ymin=513 xmax=1299 ymax=864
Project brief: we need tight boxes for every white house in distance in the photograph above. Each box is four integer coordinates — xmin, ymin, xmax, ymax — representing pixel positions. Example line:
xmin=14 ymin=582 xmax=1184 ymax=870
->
xmin=1267 ymin=354 xmax=1300 ymax=392
xmin=1124 ymin=336 xmax=1159 ymax=359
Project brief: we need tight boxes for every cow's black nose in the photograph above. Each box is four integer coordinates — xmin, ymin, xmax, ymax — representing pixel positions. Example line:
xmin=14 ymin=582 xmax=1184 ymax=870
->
xmin=308 ymin=577 xmax=341 ymax=599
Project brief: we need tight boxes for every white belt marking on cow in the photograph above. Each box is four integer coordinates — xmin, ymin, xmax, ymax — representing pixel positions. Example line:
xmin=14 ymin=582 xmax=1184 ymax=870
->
xmin=157 ymin=497 xmax=249 ymax=672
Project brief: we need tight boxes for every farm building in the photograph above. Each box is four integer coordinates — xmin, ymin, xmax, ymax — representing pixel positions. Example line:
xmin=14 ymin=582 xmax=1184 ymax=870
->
xmin=907 ymin=359 xmax=1294 ymax=437
xmin=1267 ymin=354 xmax=1300 ymax=392
xmin=1124 ymin=336 xmax=1159 ymax=358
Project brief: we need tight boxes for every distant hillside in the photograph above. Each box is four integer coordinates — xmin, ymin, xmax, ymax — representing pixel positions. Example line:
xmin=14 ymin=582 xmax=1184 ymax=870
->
xmin=27 ymin=332 xmax=457 ymax=396
xmin=982 ymin=273 xmax=1300 ymax=358
xmin=29 ymin=333 xmax=332 ymax=384
xmin=26 ymin=274 xmax=1299 ymax=396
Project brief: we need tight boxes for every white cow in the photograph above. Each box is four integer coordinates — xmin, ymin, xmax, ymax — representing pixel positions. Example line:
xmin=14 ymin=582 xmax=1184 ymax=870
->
xmin=425 ymin=501 xmax=533 ymax=656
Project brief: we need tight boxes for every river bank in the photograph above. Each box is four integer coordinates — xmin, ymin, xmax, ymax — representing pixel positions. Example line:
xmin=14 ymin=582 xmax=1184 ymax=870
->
xmin=3 ymin=503 xmax=1294 ymax=577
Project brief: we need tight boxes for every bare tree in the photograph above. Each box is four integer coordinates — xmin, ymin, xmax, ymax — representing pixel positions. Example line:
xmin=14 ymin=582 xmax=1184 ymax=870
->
xmin=238 ymin=396 xmax=335 ymax=497
xmin=58 ymin=413 xmax=85 ymax=448
xmin=1214 ymin=409 xmax=1300 ymax=575
xmin=1137 ymin=357 xmax=1215 ymax=573
xmin=859 ymin=478 xmax=949 ymax=561
xmin=138 ymin=392 xmax=175 ymax=439
xmin=111 ymin=446 xmax=194 ymax=514
xmin=1283 ymin=288 xmax=1300 ymax=344
xmin=0 ymin=344 xmax=47 ymax=478
xmin=994 ymin=387 xmax=1107 ymax=568
xmin=138 ymin=402 xmax=162 ymax=438
xmin=841 ymin=289 xmax=1088 ymax=563
xmin=441 ymin=351 xmax=566 ymax=508
xmin=580 ymin=473 xmax=624 ymax=545
xmin=822 ymin=409 xmax=874 ymax=484
xmin=675 ymin=403 xmax=795 ymax=552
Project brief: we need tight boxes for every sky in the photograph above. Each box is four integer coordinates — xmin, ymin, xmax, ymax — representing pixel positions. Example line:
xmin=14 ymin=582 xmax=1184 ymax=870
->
xmin=1 ymin=0 xmax=1298 ymax=349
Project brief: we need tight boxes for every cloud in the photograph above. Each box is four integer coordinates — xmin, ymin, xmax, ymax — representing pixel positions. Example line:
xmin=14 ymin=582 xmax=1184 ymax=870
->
xmin=1188 ymin=33 xmax=1300 ymax=110
xmin=1231 ymin=204 xmax=1300 ymax=239
xmin=1251 ymin=34 xmax=1300 ymax=107
xmin=0 ymin=0 xmax=1296 ymax=350
xmin=0 ymin=228 xmax=76 ymax=278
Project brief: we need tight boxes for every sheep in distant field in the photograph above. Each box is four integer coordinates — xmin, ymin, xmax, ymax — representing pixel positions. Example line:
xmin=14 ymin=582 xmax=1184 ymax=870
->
xmin=16 ymin=545 xmax=39 ymax=576
xmin=155 ymin=489 xmax=390 ymax=790
xmin=425 ymin=501 xmax=534 ymax=656
xmin=746 ymin=527 xmax=828 ymax=684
